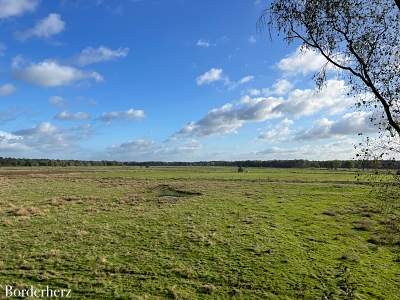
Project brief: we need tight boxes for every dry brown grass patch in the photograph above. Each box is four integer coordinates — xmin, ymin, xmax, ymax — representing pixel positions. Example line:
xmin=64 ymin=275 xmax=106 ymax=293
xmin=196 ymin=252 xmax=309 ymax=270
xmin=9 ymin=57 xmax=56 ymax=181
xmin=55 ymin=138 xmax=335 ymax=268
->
xmin=353 ymin=219 xmax=373 ymax=231
xmin=9 ymin=206 xmax=42 ymax=217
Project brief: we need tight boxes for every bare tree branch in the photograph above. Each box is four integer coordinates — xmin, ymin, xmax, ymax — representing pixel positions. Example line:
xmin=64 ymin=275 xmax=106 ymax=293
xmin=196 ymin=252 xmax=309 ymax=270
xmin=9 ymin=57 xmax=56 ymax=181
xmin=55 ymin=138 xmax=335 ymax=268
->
xmin=265 ymin=0 xmax=400 ymax=146
xmin=395 ymin=0 xmax=400 ymax=10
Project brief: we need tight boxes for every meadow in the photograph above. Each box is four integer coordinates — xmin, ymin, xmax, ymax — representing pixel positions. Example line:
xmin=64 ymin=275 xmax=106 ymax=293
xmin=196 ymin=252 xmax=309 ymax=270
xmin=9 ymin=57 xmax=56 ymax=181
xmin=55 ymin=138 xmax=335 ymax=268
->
xmin=0 ymin=167 xmax=399 ymax=299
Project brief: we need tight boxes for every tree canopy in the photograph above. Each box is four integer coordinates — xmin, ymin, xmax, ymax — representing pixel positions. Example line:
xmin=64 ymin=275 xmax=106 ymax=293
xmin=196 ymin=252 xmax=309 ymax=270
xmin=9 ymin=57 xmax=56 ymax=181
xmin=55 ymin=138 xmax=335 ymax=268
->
xmin=262 ymin=0 xmax=400 ymax=146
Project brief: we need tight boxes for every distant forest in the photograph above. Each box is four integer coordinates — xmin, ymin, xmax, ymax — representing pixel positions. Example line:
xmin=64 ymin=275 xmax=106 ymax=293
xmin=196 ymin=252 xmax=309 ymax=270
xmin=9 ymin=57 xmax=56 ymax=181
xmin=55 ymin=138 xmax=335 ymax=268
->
xmin=0 ymin=157 xmax=399 ymax=170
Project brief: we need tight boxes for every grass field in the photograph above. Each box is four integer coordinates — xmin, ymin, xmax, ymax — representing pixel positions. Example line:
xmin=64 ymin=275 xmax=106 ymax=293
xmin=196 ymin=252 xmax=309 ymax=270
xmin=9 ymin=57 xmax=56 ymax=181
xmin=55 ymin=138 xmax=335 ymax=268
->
xmin=0 ymin=167 xmax=399 ymax=299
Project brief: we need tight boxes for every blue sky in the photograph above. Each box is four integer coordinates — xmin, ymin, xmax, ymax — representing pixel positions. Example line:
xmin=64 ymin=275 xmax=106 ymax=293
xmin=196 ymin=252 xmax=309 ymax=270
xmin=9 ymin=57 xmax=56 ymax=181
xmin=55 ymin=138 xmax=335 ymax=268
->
xmin=0 ymin=0 xmax=373 ymax=161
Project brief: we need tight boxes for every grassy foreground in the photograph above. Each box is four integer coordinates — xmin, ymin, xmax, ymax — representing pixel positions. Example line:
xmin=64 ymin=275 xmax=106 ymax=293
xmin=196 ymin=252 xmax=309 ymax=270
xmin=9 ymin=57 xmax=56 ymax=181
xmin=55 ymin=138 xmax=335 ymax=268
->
xmin=0 ymin=167 xmax=399 ymax=299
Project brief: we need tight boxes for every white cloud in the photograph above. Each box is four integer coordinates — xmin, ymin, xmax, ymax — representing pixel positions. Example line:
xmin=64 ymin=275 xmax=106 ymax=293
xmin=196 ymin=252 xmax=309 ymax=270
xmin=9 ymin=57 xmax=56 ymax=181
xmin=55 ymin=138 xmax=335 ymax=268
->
xmin=16 ymin=122 xmax=58 ymax=136
xmin=227 ymin=75 xmax=255 ymax=90
xmin=99 ymin=108 xmax=145 ymax=124
xmin=0 ymin=131 xmax=21 ymax=141
xmin=238 ymin=75 xmax=254 ymax=85
xmin=295 ymin=112 xmax=375 ymax=140
xmin=1 ymin=122 xmax=93 ymax=158
xmin=196 ymin=39 xmax=212 ymax=48
xmin=77 ymin=46 xmax=129 ymax=66
xmin=259 ymin=118 xmax=293 ymax=142
xmin=272 ymin=79 xmax=294 ymax=95
xmin=196 ymin=68 xmax=225 ymax=86
xmin=278 ymin=46 xmax=329 ymax=75
xmin=180 ymin=78 xmax=355 ymax=139
xmin=0 ymin=84 xmax=16 ymax=96
xmin=197 ymin=68 xmax=253 ymax=88
xmin=18 ymin=13 xmax=65 ymax=40
xmin=55 ymin=111 xmax=91 ymax=121
xmin=248 ymin=79 xmax=293 ymax=97
xmin=12 ymin=122 xmax=80 ymax=152
xmin=0 ymin=130 xmax=26 ymax=151
xmin=176 ymin=96 xmax=282 ymax=137
xmin=255 ymin=139 xmax=356 ymax=160
xmin=273 ymin=79 xmax=352 ymax=117
xmin=13 ymin=57 xmax=103 ymax=87
xmin=0 ymin=0 xmax=37 ymax=19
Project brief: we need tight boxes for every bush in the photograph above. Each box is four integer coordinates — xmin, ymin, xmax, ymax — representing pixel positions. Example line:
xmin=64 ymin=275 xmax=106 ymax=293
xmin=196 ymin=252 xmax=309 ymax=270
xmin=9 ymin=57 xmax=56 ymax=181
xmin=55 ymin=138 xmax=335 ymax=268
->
xmin=238 ymin=166 xmax=244 ymax=173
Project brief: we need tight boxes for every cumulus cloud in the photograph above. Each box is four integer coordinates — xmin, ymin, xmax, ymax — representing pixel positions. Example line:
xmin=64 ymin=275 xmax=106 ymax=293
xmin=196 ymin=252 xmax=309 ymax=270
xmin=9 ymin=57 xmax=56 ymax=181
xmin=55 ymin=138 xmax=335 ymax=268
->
xmin=12 ymin=122 xmax=72 ymax=150
xmin=54 ymin=111 xmax=91 ymax=121
xmin=176 ymin=96 xmax=282 ymax=137
xmin=273 ymin=79 xmax=352 ymax=117
xmin=0 ymin=0 xmax=37 ymax=19
xmin=272 ymin=79 xmax=294 ymax=95
xmin=259 ymin=118 xmax=293 ymax=142
xmin=196 ymin=68 xmax=254 ymax=88
xmin=77 ymin=46 xmax=129 ymax=66
xmin=248 ymin=79 xmax=293 ymax=97
xmin=0 ymin=130 xmax=26 ymax=151
xmin=0 ymin=121 xmax=99 ymax=158
xmin=15 ymin=122 xmax=58 ymax=136
xmin=196 ymin=68 xmax=225 ymax=86
xmin=255 ymin=139 xmax=357 ymax=160
xmin=179 ymin=78 xmax=354 ymax=138
xmin=0 ymin=84 xmax=16 ymax=96
xmin=18 ymin=13 xmax=65 ymax=40
xmin=295 ymin=112 xmax=375 ymax=141
xmin=278 ymin=46 xmax=330 ymax=75
xmin=12 ymin=57 xmax=103 ymax=87
xmin=99 ymin=108 xmax=145 ymax=124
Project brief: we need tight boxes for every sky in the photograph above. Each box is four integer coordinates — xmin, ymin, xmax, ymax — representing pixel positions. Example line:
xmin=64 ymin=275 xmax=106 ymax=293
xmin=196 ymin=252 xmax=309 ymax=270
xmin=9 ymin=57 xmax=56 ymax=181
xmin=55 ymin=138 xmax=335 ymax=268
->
xmin=0 ymin=0 xmax=375 ymax=161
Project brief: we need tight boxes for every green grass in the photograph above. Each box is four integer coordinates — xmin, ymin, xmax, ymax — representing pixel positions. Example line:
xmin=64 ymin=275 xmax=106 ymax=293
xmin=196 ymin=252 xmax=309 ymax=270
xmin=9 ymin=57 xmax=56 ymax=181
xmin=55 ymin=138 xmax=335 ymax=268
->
xmin=0 ymin=167 xmax=399 ymax=299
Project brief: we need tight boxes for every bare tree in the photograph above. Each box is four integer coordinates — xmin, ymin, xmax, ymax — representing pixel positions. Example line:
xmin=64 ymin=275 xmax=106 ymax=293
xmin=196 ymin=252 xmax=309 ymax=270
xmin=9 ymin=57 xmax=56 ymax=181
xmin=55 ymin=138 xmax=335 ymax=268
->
xmin=261 ymin=0 xmax=400 ymax=141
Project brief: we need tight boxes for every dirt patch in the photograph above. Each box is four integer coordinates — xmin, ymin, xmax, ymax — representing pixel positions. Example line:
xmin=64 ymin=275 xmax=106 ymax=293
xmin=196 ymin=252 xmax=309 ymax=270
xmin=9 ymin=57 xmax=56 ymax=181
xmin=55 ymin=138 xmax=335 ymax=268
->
xmin=152 ymin=185 xmax=202 ymax=205
xmin=154 ymin=184 xmax=202 ymax=197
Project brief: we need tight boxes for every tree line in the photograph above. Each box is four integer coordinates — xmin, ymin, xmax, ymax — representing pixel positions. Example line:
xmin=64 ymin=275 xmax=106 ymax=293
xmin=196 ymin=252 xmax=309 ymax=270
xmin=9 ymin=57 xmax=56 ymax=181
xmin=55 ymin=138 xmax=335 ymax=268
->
xmin=0 ymin=157 xmax=399 ymax=170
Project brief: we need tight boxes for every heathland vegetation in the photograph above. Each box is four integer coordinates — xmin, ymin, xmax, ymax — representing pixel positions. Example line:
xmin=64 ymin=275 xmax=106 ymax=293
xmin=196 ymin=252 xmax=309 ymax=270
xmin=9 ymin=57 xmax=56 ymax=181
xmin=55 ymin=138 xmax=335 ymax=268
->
xmin=0 ymin=166 xmax=399 ymax=299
